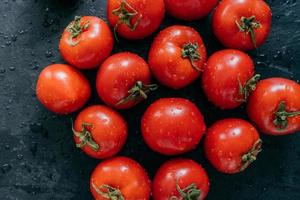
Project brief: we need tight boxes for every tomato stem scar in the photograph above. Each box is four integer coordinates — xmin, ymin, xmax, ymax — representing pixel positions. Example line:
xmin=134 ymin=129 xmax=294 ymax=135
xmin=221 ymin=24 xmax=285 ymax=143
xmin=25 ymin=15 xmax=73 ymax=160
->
xmin=273 ymin=101 xmax=300 ymax=129
xmin=169 ymin=182 xmax=201 ymax=200
xmin=182 ymin=42 xmax=202 ymax=71
xmin=237 ymin=74 xmax=261 ymax=102
xmin=67 ymin=16 xmax=90 ymax=46
xmin=92 ymin=183 xmax=125 ymax=200
xmin=241 ymin=139 xmax=262 ymax=172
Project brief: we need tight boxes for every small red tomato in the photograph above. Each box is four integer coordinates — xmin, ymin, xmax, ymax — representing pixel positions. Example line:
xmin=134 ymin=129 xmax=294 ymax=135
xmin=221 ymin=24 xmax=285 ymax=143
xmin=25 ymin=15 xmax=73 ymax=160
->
xmin=107 ymin=0 xmax=165 ymax=40
xmin=202 ymin=49 xmax=259 ymax=109
xmin=90 ymin=156 xmax=151 ymax=200
xmin=164 ymin=0 xmax=218 ymax=21
xmin=72 ymin=105 xmax=127 ymax=159
xmin=36 ymin=64 xmax=91 ymax=114
xmin=153 ymin=159 xmax=210 ymax=200
xmin=204 ymin=118 xmax=262 ymax=174
xmin=59 ymin=16 xmax=114 ymax=69
xmin=141 ymin=98 xmax=206 ymax=155
xmin=212 ymin=0 xmax=272 ymax=50
xmin=247 ymin=78 xmax=300 ymax=135
xmin=149 ymin=25 xmax=207 ymax=89
xmin=96 ymin=52 xmax=157 ymax=110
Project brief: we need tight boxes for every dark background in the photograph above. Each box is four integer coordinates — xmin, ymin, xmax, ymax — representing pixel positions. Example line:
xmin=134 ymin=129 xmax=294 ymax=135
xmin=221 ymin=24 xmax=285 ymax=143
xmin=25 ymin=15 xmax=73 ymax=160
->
xmin=0 ymin=0 xmax=299 ymax=199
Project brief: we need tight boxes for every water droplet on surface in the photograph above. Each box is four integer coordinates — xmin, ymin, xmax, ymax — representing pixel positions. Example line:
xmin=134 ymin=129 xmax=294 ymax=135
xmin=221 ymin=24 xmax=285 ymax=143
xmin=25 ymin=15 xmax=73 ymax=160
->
xmin=17 ymin=154 xmax=23 ymax=160
xmin=9 ymin=66 xmax=15 ymax=71
xmin=45 ymin=50 xmax=53 ymax=58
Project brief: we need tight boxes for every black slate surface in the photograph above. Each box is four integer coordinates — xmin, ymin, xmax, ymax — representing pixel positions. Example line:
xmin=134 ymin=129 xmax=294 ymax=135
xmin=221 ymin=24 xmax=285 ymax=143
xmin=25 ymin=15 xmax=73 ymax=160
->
xmin=0 ymin=0 xmax=300 ymax=199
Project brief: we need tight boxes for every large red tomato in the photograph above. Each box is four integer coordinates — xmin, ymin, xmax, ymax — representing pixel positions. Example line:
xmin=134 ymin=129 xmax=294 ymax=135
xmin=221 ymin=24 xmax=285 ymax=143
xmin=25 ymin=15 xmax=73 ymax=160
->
xmin=141 ymin=98 xmax=206 ymax=155
xmin=90 ymin=157 xmax=151 ymax=200
xmin=202 ymin=49 xmax=259 ymax=109
xmin=59 ymin=16 xmax=114 ymax=69
xmin=149 ymin=25 xmax=207 ymax=89
xmin=247 ymin=78 xmax=300 ymax=135
xmin=204 ymin=118 xmax=262 ymax=174
xmin=212 ymin=0 xmax=272 ymax=50
xmin=36 ymin=64 xmax=91 ymax=114
xmin=152 ymin=159 xmax=210 ymax=200
xmin=73 ymin=105 xmax=127 ymax=159
xmin=96 ymin=52 xmax=157 ymax=110
xmin=165 ymin=0 xmax=218 ymax=21
xmin=107 ymin=0 xmax=165 ymax=40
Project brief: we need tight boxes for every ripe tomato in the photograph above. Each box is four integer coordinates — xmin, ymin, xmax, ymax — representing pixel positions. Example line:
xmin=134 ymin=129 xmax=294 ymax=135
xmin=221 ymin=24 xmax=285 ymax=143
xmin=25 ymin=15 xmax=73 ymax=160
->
xmin=141 ymin=98 xmax=206 ymax=155
xmin=204 ymin=118 xmax=262 ymax=174
xmin=107 ymin=0 xmax=165 ymax=40
xmin=59 ymin=16 xmax=113 ymax=69
xmin=247 ymin=78 xmax=300 ymax=135
xmin=72 ymin=105 xmax=127 ymax=159
xmin=152 ymin=159 xmax=210 ymax=200
xmin=90 ymin=156 xmax=151 ymax=200
xmin=164 ymin=0 xmax=218 ymax=21
xmin=149 ymin=25 xmax=207 ymax=89
xmin=202 ymin=49 xmax=259 ymax=109
xmin=212 ymin=0 xmax=272 ymax=51
xmin=36 ymin=64 xmax=91 ymax=114
xmin=96 ymin=52 xmax=157 ymax=110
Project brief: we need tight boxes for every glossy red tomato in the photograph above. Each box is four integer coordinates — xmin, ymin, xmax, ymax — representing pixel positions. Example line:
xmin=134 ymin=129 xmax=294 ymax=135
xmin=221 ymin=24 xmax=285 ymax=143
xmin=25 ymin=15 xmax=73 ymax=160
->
xmin=212 ymin=0 xmax=272 ymax=51
xmin=202 ymin=49 xmax=259 ymax=109
xmin=247 ymin=78 xmax=300 ymax=135
xmin=149 ymin=25 xmax=207 ymax=89
xmin=141 ymin=98 xmax=206 ymax=155
xmin=90 ymin=156 xmax=151 ymax=200
xmin=36 ymin=64 xmax=91 ymax=114
xmin=107 ymin=0 xmax=165 ymax=40
xmin=59 ymin=16 xmax=113 ymax=69
xmin=96 ymin=52 xmax=157 ymax=110
xmin=204 ymin=118 xmax=262 ymax=174
xmin=153 ymin=159 xmax=210 ymax=200
xmin=165 ymin=0 xmax=218 ymax=21
xmin=73 ymin=105 xmax=127 ymax=159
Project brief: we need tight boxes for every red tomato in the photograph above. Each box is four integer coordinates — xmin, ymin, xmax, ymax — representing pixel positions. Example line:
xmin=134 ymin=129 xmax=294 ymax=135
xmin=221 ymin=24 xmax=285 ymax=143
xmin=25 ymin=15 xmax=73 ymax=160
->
xmin=90 ymin=156 xmax=151 ymax=200
xmin=107 ymin=0 xmax=165 ymax=40
xmin=96 ymin=52 xmax=157 ymax=110
xmin=204 ymin=118 xmax=262 ymax=174
xmin=36 ymin=64 xmax=91 ymax=114
xmin=141 ymin=98 xmax=206 ymax=155
xmin=59 ymin=16 xmax=114 ymax=69
xmin=202 ymin=49 xmax=259 ymax=109
xmin=165 ymin=0 xmax=218 ymax=21
xmin=73 ymin=105 xmax=127 ymax=159
xmin=149 ymin=25 xmax=207 ymax=89
xmin=212 ymin=0 xmax=272 ymax=51
xmin=152 ymin=159 xmax=210 ymax=200
xmin=247 ymin=78 xmax=300 ymax=135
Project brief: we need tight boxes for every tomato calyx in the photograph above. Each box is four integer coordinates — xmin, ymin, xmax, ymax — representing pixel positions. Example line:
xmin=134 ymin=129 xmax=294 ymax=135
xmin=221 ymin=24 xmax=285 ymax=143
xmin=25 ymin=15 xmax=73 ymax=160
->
xmin=181 ymin=42 xmax=202 ymax=71
xmin=237 ymin=74 xmax=261 ymax=102
xmin=169 ymin=182 xmax=201 ymax=200
xmin=67 ymin=16 xmax=90 ymax=46
xmin=112 ymin=0 xmax=142 ymax=41
xmin=116 ymin=81 xmax=158 ymax=106
xmin=235 ymin=16 xmax=261 ymax=48
xmin=241 ymin=139 xmax=262 ymax=172
xmin=273 ymin=101 xmax=300 ymax=129
xmin=72 ymin=122 xmax=100 ymax=152
xmin=92 ymin=183 xmax=125 ymax=200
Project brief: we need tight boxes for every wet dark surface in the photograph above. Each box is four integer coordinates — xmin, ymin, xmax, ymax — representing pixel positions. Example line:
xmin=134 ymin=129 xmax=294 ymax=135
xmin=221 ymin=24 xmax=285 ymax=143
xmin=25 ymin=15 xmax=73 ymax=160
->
xmin=0 ymin=0 xmax=300 ymax=199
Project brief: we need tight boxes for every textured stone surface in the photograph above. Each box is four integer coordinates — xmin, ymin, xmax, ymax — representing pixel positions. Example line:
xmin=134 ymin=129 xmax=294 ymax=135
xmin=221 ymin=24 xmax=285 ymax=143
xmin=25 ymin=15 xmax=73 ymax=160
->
xmin=0 ymin=0 xmax=299 ymax=199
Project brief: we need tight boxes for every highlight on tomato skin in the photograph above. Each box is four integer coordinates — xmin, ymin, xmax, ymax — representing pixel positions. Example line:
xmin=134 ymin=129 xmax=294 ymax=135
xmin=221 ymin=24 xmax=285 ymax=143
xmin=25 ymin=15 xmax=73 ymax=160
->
xmin=152 ymin=159 xmax=210 ymax=200
xmin=36 ymin=64 xmax=91 ymax=115
xmin=107 ymin=0 xmax=165 ymax=40
xmin=59 ymin=16 xmax=114 ymax=69
xmin=202 ymin=49 xmax=259 ymax=110
xmin=164 ymin=0 xmax=218 ymax=21
xmin=72 ymin=105 xmax=128 ymax=159
xmin=247 ymin=78 xmax=300 ymax=136
xmin=141 ymin=98 xmax=206 ymax=155
xmin=96 ymin=52 xmax=158 ymax=110
xmin=212 ymin=0 xmax=272 ymax=51
xmin=204 ymin=118 xmax=262 ymax=174
xmin=148 ymin=25 xmax=207 ymax=89
xmin=90 ymin=156 xmax=151 ymax=200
